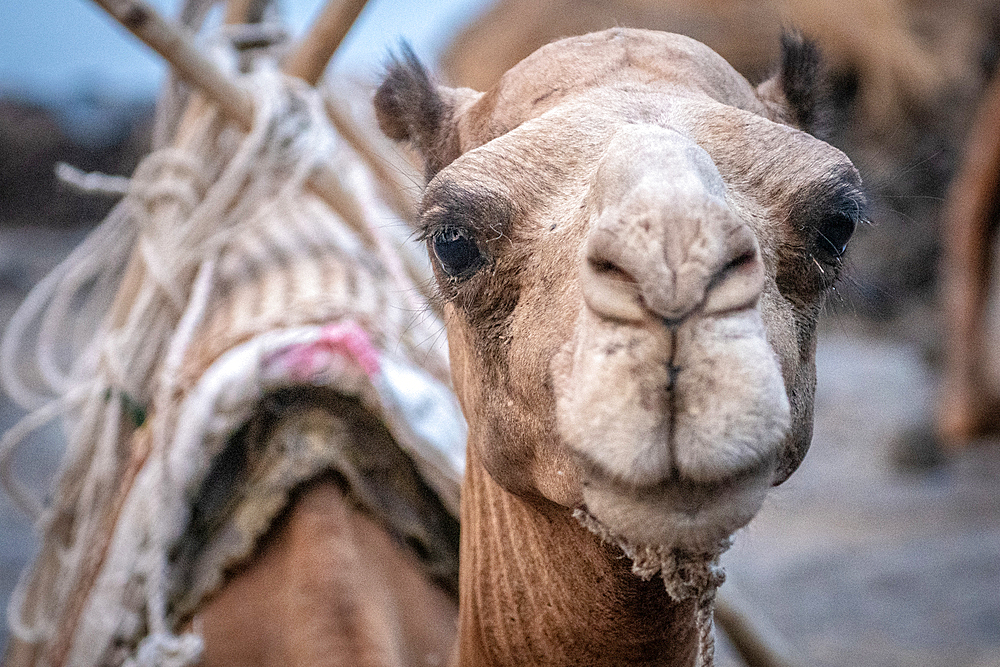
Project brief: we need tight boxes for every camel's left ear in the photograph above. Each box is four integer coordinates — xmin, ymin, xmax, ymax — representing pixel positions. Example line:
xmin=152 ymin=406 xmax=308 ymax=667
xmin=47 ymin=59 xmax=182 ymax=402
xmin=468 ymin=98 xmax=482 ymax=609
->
xmin=756 ymin=32 xmax=827 ymax=137
xmin=374 ymin=44 xmax=482 ymax=180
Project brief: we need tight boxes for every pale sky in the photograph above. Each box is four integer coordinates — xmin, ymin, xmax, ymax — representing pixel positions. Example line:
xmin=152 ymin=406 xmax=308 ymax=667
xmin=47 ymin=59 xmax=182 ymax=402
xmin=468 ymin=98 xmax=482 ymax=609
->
xmin=0 ymin=0 xmax=489 ymax=102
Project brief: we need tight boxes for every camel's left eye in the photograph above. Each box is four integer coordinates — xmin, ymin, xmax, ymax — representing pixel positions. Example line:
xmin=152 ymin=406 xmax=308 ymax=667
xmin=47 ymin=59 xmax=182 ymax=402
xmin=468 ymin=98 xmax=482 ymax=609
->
xmin=815 ymin=212 xmax=856 ymax=258
xmin=432 ymin=227 xmax=482 ymax=278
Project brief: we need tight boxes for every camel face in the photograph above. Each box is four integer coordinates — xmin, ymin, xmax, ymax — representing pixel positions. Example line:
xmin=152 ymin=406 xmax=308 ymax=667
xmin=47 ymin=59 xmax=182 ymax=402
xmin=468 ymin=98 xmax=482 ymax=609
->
xmin=377 ymin=29 xmax=864 ymax=552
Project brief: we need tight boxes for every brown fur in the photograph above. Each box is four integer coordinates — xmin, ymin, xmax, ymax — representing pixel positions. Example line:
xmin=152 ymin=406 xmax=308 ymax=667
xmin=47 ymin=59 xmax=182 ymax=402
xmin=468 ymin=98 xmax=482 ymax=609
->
xmin=178 ymin=397 xmax=460 ymax=667
xmin=193 ymin=478 xmax=457 ymax=667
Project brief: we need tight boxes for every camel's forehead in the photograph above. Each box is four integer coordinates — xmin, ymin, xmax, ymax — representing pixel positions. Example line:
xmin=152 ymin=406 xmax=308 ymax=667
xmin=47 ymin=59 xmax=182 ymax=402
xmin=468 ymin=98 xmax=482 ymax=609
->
xmin=461 ymin=28 xmax=766 ymax=140
xmin=432 ymin=26 xmax=860 ymax=250
xmin=444 ymin=94 xmax=854 ymax=212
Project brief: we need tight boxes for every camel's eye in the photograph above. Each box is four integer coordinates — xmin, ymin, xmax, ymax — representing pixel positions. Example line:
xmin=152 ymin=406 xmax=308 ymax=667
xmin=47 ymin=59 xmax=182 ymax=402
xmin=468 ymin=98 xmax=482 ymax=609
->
xmin=432 ymin=227 xmax=483 ymax=278
xmin=815 ymin=212 xmax=856 ymax=258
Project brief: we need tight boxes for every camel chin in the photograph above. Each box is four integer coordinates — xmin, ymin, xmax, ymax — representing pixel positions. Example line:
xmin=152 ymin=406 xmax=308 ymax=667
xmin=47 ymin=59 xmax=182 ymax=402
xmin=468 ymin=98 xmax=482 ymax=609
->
xmin=578 ymin=470 xmax=774 ymax=553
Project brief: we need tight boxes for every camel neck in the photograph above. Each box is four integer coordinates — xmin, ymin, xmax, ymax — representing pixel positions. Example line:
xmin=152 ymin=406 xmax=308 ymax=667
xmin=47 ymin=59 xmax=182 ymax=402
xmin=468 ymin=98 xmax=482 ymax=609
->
xmin=455 ymin=448 xmax=699 ymax=666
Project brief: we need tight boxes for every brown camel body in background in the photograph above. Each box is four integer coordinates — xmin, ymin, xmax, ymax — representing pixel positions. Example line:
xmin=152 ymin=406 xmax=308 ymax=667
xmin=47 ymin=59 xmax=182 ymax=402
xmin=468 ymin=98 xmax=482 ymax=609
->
xmin=937 ymin=71 xmax=1000 ymax=449
xmin=191 ymin=409 xmax=458 ymax=667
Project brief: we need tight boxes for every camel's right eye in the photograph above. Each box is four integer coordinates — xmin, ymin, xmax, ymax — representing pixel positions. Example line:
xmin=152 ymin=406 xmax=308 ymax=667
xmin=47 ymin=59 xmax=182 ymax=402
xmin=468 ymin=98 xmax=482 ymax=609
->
xmin=432 ymin=227 xmax=483 ymax=278
xmin=815 ymin=211 xmax=857 ymax=259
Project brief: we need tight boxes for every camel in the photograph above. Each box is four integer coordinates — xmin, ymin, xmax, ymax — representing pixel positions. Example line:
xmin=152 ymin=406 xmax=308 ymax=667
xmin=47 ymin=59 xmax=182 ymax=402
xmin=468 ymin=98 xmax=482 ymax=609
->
xmin=179 ymin=402 xmax=459 ymax=667
xmin=936 ymin=68 xmax=1000 ymax=449
xmin=375 ymin=27 xmax=863 ymax=665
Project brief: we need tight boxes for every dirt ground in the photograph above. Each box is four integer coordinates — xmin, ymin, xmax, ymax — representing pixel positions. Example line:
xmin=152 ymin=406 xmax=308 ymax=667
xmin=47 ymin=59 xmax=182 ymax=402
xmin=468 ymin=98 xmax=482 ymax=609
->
xmin=1 ymin=231 xmax=999 ymax=665
xmin=718 ymin=325 xmax=1000 ymax=667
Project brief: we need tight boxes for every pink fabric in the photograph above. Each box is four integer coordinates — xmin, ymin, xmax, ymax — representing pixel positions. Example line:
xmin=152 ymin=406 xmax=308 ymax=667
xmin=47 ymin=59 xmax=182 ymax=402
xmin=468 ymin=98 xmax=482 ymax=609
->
xmin=267 ymin=322 xmax=381 ymax=382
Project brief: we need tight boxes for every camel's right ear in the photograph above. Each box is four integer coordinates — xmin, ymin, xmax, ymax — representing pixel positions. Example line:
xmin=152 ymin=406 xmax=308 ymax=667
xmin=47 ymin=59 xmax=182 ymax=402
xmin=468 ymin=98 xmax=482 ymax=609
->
xmin=374 ymin=45 xmax=481 ymax=180
xmin=756 ymin=31 xmax=828 ymax=138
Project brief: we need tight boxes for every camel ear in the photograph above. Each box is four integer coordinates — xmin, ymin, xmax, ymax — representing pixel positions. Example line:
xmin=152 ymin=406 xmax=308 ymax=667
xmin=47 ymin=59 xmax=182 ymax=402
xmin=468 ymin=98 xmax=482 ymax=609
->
xmin=756 ymin=32 xmax=827 ymax=137
xmin=374 ymin=45 xmax=479 ymax=179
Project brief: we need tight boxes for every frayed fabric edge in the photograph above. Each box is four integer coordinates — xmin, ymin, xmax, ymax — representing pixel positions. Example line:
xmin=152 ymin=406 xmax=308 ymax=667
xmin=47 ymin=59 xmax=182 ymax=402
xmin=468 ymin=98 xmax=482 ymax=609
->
xmin=572 ymin=508 xmax=730 ymax=667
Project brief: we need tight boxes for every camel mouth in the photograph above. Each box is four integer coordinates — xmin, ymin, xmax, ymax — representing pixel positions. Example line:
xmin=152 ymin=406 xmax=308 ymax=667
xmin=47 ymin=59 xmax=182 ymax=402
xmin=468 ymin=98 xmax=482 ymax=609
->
xmin=575 ymin=447 xmax=779 ymax=501
xmin=576 ymin=458 xmax=776 ymax=551
xmin=553 ymin=306 xmax=791 ymax=479
xmin=552 ymin=305 xmax=790 ymax=550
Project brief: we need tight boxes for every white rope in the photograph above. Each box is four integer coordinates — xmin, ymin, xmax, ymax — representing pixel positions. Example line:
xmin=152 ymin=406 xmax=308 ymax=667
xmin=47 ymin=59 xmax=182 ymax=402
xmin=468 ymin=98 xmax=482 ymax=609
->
xmin=55 ymin=162 xmax=130 ymax=197
xmin=0 ymin=204 xmax=133 ymax=408
xmin=0 ymin=398 xmax=66 ymax=520
xmin=144 ymin=257 xmax=216 ymax=643
xmin=694 ymin=587 xmax=719 ymax=667
xmin=6 ymin=551 xmax=53 ymax=644
xmin=123 ymin=632 xmax=203 ymax=667
xmin=36 ymin=213 xmax=134 ymax=394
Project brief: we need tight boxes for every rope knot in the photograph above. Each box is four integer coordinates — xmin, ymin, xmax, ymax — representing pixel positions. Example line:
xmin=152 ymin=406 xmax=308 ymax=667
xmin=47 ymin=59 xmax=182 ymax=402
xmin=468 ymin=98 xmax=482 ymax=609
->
xmin=129 ymin=149 xmax=208 ymax=224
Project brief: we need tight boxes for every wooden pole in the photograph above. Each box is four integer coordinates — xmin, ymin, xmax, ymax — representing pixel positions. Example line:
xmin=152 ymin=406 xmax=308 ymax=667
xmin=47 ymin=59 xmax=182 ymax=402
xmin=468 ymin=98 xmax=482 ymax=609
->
xmin=324 ymin=96 xmax=418 ymax=222
xmin=88 ymin=0 xmax=379 ymax=239
xmin=90 ymin=0 xmax=254 ymax=128
xmin=715 ymin=590 xmax=802 ymax=667
xmin=223 ymin=0 xmax=257 ymax=24
xmin=283 ymin=0 xmax=420 ymax=224
xmin=283 ymin=0 xmax=371 ymax=85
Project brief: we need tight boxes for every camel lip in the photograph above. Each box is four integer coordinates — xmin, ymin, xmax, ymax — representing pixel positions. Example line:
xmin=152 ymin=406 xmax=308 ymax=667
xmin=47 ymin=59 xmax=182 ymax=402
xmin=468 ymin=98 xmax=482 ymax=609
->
xmin=577 ymin=463 xmax=774 ymax=551
xmin=573 ymin=446 xmax=778 ymax=499
xmin=573 ymin=448 xmax=777 ymax=550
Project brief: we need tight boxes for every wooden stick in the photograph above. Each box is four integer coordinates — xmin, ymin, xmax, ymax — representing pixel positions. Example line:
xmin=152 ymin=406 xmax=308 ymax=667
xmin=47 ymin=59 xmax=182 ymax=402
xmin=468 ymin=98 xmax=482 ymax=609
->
xmin=715 ymin=589 xmax=802 ymax=667
xmin=324 ymin=96 xmax=418 ymax=222
xmin=283 ymin=0 xmax=371 ymax=85
xmin=223 ymin=0 xmax=254 ymax=24
xmin=89 ymin=0 xmax=377 ymax=236
xmin=91 ymin=0 xmax=254 ymax=128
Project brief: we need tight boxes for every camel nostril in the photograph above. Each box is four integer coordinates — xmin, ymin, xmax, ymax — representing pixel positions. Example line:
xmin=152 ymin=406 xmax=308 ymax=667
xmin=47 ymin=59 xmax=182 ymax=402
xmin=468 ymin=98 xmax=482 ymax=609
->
xmin=587 ymin=257 xmax=637 ymax=284
xmin=582 ymin=254 xmax=646 ymax=322
xmin=701 ymin=244 xmax=765 ymax=317
xmin=722 ymin=249 xmax=757 ymax=274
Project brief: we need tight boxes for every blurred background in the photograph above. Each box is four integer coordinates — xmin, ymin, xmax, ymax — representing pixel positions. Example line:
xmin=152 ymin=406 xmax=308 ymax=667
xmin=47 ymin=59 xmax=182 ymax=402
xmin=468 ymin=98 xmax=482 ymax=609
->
xmin=1 ymin=0 xmax=999 ymax=664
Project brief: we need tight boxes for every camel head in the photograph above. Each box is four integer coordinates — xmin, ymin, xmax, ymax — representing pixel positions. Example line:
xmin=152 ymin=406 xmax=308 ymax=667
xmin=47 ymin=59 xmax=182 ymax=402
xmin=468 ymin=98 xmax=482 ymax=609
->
xmin=376 ymin=28 xmax=863 ymax=555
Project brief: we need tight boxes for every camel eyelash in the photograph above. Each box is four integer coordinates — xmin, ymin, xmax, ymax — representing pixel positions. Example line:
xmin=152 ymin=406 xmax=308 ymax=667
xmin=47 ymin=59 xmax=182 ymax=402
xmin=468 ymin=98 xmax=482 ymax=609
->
xmin=791 ymin=167 xmax=868 ymax=264
xmin=419 ymin=180 xmax=516 ymax=239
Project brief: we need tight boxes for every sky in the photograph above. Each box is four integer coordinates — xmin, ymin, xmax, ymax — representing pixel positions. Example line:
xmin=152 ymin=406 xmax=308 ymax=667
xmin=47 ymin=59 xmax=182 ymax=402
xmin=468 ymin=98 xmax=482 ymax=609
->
xmin=0 ymin=0 xmax=490 ymax=103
